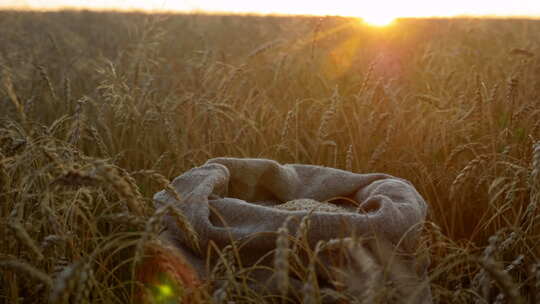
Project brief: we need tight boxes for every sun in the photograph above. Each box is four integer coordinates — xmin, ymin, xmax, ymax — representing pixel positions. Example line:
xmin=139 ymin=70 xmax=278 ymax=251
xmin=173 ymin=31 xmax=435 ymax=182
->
xmin=362 ymin=14 xmax=397 ymax=27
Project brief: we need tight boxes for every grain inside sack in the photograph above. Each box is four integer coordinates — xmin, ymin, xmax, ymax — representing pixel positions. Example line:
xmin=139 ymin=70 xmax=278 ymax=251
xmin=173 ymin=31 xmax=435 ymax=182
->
xmin=151 ymin=157 xmax=432 ymax=303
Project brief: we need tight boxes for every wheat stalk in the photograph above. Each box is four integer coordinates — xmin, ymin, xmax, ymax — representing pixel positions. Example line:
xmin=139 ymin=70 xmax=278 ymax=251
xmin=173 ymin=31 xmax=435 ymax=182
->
xmin=301 ymin=280 xmax=317 ymax=304
xmin=8 ymin=219 xmax=44 ymax=261
xmin=49 ymin=260 xmax=92 ymax=304
xmin=95 ymin=162 xmax=144 ymax=216
xmin=473 ymin=232 xmax=502 ymax=301
xmin=506 ymin=77 xmax=519 ymax=129
xmin=274 ymin=216 xmax=292 ymax=299
xmin=2 ymin=69 xmax=26 ymax=122
xmin=85 ymin=125 xmax=109 ymax=157
xmin=523 ymin=141 xmax=540 ymax=230
xmin=477 ymin=257 xmax=524 ymax=304
xmin=37 ymin=64 xmax=58 ymax=101
xmin=98 ymin=212 xmax=146 ymax=230
xmin=348 ymin=241 xmax=383 ymax=304
xmin=63 ymin=76 xmax=71 ymax=107
xmin=368 ymin=123 xmax=394 ymax=169
xmin=68 ymin=97 xmax=88 ymax=146
xmin=0 ymin=259 xmax=53 ymax=289
xmin=531 ymin=141 xmax=540 ymax=194
xmin=532 ymin=263 xmax=540 ymax=303
xmin=450 ymin=155 xmax=488 ymax=199
xmin=167 ymin=204 xmax=201 ymax=254
xmin=318 ymin=103 xmax=336 ymax=142
xmin=280 ymin=109 xmax=294 ymax=145
xmin=345 ymin=144 xmax=354 ymax=171
xmin=445 ymin=144 xmax=476 ymax=168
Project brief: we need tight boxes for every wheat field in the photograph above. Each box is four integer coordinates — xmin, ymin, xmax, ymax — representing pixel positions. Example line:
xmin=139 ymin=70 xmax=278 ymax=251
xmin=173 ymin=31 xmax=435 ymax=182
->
xmin=0 ymin=10 xmax=539 ymax=303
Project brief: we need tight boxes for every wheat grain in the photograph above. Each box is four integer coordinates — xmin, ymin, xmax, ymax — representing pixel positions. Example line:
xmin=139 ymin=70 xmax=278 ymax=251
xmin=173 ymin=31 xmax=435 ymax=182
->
xmin=275 ymin=198 xmax=350 ymax=213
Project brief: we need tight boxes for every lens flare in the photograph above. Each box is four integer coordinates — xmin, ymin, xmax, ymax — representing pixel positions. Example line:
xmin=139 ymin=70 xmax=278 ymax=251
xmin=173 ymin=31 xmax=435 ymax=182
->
xmin=157 ymin=284 xmax=174 ymax=298
xmin=148 ymin=278 xmax=182 ymax=303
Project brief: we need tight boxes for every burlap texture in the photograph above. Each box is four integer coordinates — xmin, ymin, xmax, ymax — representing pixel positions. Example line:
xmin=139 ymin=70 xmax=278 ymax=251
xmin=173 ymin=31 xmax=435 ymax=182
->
xmin=154 ymin=158 xmax=431 ymax=302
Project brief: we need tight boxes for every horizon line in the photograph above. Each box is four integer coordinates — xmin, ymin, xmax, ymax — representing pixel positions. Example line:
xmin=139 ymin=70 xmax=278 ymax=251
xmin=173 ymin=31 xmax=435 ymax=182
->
xmin=1 ymin=6 xmax=540 ymax=20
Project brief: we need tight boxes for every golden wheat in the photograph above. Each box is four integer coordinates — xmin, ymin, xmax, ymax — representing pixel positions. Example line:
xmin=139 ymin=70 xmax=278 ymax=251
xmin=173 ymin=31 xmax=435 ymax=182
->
xmin=2 ymin=12 xmax=540 ymax=303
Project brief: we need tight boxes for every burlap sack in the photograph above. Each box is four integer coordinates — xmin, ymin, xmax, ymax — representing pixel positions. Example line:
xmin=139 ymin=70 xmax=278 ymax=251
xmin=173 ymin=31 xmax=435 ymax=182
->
xmin=154 ymin=158 xmax=431 ymax=302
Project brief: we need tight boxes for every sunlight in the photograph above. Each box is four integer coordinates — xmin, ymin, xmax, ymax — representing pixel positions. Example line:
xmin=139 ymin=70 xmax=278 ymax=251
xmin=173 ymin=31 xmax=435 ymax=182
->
xmin=2 ymin=0 xmax=540 ymax=19
xmin=362 ymin=15 xmax=396 ymax=27
xmin=353 ymin=3 xmax=406 ymax=27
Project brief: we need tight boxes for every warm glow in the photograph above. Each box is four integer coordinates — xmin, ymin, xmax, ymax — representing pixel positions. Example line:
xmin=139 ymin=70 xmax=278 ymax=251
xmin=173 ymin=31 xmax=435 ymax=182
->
xmin=363 ymin=15 xmax=396 ymax=27
xmin=1 ymin=0 xmax=540 ymax=20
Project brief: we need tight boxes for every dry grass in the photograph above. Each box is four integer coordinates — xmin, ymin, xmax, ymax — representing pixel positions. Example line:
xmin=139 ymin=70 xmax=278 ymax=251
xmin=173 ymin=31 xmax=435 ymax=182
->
xmin=1 ymin=10 xmax=540 ymax=303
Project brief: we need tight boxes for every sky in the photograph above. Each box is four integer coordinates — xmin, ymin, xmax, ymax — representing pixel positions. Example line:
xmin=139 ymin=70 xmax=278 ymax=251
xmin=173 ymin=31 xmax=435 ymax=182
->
xmin=2 ymin=0 xmax=540 ymax=20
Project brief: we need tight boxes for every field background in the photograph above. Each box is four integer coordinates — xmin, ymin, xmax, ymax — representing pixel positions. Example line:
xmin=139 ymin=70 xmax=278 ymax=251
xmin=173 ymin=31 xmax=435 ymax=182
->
xmin=0 ymin=11 xmax=539 ymax=303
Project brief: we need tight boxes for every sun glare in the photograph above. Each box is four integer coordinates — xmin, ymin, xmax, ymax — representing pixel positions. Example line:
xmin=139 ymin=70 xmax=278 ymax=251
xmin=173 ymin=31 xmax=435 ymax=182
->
xmin=362 ymin=15 xmax=396 ymax=27
xmin=2 ymin=0 xmax=540 ymax=20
